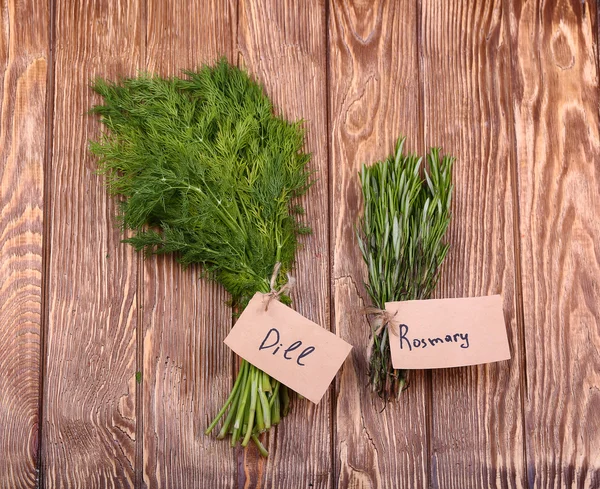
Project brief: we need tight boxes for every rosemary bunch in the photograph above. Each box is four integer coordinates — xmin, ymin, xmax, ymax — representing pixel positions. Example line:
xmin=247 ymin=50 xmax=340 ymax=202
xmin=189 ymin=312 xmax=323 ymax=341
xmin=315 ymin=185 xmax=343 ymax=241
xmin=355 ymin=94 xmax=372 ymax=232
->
xmin=90 ymin=60 xmax=311 ymax=455
xmin=358 ymin=137 xmax=453 ymax=402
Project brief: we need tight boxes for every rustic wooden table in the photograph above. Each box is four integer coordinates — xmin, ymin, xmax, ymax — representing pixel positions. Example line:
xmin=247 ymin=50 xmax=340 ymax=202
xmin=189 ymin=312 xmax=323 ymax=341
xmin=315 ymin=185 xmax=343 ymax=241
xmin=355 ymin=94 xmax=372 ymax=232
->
xmin=1 ymin=0 xmax=599 ymax=487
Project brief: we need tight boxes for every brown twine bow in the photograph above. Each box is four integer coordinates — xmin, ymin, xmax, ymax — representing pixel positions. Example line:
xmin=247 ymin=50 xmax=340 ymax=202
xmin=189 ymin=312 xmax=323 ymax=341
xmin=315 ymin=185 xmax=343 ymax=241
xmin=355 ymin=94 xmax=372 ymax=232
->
xmin=264 ymin=262 xmax=296 ymax=311
xmin=363 ymin=307 xmax=399 ymax=360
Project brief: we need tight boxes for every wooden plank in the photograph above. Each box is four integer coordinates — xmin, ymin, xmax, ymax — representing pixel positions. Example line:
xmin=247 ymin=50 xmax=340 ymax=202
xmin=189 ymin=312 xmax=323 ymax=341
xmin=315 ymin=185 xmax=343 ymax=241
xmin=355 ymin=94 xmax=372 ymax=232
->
xmin=329 ymin=1 xmax=430 ymax=487
xmin=508 ymin=1 xmax=600 ymax=486
xmin=42 ymin=1 xmax=142 ymax=486
xmin=419 ymin=1 xmax=526 ymax=487
xmin=141 ymin=1 xmax=237 ymax=487
xmin=0 ymin=0 xmax=49 ymax=487
xmin=237 ymin=0 xmax=330 ymax=487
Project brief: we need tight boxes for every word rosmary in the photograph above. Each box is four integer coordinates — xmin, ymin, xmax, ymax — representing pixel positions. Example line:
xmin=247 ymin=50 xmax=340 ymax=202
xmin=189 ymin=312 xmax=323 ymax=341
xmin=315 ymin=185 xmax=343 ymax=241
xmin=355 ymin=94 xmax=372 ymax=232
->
xmin=259 ymin=328 xmax=316 ymax=366
xmin=398 ymin=323 xmax=469 ymax=350
xmin=386 ymin=295 xmax=510 ymax=370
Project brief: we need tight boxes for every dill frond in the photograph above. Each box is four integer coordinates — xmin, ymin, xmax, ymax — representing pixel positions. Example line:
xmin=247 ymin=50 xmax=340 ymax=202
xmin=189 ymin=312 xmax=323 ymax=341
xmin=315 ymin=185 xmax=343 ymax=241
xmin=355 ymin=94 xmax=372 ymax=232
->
xmin=90 ymin=59 xmax=312 ymax=454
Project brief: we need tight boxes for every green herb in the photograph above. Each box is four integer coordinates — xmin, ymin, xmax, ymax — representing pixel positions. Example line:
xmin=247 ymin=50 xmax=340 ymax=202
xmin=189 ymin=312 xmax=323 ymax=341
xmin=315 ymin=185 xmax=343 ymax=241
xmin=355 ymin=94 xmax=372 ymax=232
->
xmin=136 ymin=371 xmax=142 ymax=384
xmin=90 ymin=60 xmax=312 ymax=455
xmin=358 ymin=137 xmax=453 ymax=401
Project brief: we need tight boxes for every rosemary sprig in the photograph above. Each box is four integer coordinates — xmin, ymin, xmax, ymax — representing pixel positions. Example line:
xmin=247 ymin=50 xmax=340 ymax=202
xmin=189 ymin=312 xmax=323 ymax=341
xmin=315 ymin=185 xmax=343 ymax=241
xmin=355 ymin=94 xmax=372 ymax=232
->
xmin=358 ymin=137 xmax=453 ymax=401
xmin=90 ymin=60 xmax=311 ymax=455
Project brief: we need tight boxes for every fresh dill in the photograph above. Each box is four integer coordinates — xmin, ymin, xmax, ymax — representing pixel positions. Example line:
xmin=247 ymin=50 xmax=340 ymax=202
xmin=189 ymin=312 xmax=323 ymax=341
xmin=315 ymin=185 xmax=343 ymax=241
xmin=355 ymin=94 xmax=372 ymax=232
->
xmin=90 ymin=59 xmax=312 ymax=455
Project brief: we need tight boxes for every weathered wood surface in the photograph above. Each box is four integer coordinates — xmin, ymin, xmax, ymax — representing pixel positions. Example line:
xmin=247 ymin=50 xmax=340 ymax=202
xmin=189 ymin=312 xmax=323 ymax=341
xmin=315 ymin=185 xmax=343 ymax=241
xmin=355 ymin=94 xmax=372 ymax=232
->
xmin=510 ymin=1 xmax=600 ymax=487
xmin=42 ymin=1 xmax=141 ymax=487
xmin=0 ymin=0 xmax=48 ymax=488
xmin=0 ymin=0 xmax=599 ymax=488
xmin=421 ymin=2 xmax=526 ymax=487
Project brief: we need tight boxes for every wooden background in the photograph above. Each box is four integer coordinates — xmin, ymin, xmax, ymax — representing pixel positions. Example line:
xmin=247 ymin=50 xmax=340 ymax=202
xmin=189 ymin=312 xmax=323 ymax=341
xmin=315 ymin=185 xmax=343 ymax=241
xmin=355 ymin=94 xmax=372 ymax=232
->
xmin=1 ymin=0 xmax=599 ymax=487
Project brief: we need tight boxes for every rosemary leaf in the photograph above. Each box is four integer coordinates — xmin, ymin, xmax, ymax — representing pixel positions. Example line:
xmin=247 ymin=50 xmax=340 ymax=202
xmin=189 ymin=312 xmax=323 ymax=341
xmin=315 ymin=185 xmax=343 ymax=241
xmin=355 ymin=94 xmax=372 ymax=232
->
xmin=358 ymin=137 xmax=453 ymax=401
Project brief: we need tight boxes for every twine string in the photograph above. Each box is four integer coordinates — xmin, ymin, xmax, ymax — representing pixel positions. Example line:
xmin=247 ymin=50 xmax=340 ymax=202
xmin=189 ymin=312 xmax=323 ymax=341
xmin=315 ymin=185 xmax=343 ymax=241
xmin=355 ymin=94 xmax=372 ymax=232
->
xmin=264 ymin=262 xmax=296 ymax=311
xmin=363 ymin=307 xmax=399 ymax=360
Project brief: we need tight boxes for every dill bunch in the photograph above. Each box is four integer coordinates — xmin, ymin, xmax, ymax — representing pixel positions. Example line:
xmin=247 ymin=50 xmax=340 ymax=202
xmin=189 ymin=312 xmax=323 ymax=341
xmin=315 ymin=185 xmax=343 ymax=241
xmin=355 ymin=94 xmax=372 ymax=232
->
xmin=90 ymin=60 xmax=311 ymax=455
xmin=358 ymin=137 xmax=453 ymax=402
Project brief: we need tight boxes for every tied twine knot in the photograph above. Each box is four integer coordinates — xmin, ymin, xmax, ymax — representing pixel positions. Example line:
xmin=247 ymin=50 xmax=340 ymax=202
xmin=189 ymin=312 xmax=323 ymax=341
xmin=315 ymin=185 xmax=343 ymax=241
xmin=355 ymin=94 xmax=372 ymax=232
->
xmin=264 ymin=262 xmax=296 ymax=311
xmin=363 ymin=307 xmax=399 ymax=360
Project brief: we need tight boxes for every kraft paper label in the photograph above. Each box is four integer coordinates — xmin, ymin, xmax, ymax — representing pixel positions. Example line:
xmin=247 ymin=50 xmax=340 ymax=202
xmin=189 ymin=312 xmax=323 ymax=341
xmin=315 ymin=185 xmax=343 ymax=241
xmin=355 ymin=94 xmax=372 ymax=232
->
xmin=386 ymin=295 xmax=510 ymax=369
xmin=224 ymin=293 xmax=352 ymax=403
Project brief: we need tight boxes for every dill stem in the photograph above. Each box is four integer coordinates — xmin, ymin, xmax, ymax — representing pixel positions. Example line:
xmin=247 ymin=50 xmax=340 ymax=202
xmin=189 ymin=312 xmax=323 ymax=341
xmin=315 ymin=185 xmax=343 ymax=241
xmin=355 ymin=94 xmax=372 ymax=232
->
xmin=216 ymin=362 xmax=248 ymax=439
xmin=242 ymin=367 xmax=259 ymax=446
xmin=261 ymin=371 xmax=271 ymax=392
xmin=255 ymin=390 xmax=265 ymax=432
xmin=281 ymin=385 xmax=290 ymax=417
xmin=269 ymin=381 xmax=280 ymax=407
xmin=205 ymin=359 xmax=247 ymax=435
xmin=258 ymin=385 xmax=271 ymax=430
xmin=270 ymin=382 xmax=281 ymax=425
xmin=231 ymin=361 xmax=252 ymax=445
xmin=251 ymin=434 xmax=269 ymax=458
xmin=216 ymin=386 xmax=241 ymax=439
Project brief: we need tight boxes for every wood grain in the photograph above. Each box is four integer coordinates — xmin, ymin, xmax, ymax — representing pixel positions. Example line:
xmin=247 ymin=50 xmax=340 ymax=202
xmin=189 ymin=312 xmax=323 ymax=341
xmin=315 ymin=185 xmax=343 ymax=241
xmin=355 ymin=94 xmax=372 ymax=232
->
xmin=509 ymin=0 xmax=600 ymax=486
xmin=329 ymin=1 xmax=430 ymax=487
xmin=237 ymin=0 xmax=330 ymax=487
xmin=0 ymin=0 xmax=48 ymax=487
xmin=42 ymin=1 xmax=142 ymax=486
xmin=420 ymin=1 xmax=526 ymax=487
xmin=141 ymin=1 xmax=237 ymax=487
xmin=0 ymin=1 xmax=598 ymax=486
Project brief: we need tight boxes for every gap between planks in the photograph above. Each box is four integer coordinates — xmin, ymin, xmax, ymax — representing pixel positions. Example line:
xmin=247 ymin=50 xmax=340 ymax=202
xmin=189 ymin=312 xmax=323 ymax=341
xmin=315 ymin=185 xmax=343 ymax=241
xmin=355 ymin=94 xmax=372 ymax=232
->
xmin=500 ymin=0 xmax=530 ymax=486
xmin=38 ymin=0 xmax=57 ymax=483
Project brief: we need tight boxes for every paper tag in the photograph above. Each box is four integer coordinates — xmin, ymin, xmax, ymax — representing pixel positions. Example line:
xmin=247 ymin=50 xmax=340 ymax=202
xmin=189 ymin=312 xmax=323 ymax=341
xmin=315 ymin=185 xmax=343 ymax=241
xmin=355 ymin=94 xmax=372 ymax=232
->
xmin=386 ymin=295 xmax=510 ymax=369
xmin=224 ymin=293 xmax=352 ymax=404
